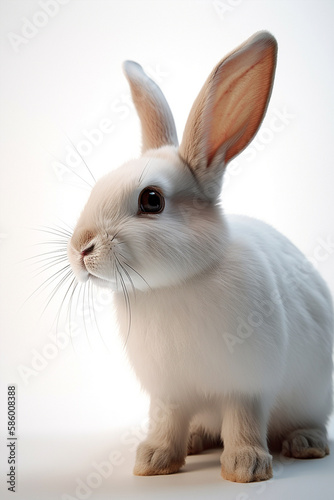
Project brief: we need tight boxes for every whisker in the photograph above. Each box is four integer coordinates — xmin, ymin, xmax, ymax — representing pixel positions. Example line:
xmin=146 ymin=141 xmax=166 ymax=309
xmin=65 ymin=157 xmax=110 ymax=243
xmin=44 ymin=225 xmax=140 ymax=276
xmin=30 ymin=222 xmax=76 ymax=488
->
xmin=45 ymin=148 xmax=93 ymax=189
xmin=75 ymin=281 xmax=91 ymax=350
xmin=24 ymin=222 xmax=78 ymax=346
xmin=54 ymin=275 xmax=77 ymax=334
xmin=45 ymin=224 xmax=72 ymax=238
xmin=138 ymin=157 xmax=152 ymax=184
xmin=40 ymin=269 xmax=74 ymax=319
xmin=110 ymin=230 xmax=120 ymax=243
xmin=75 ymin=281 xmax=83 ymax=317
xmin=55 ymin=218 xmax=75 ymax=235
xmin=89 ymin=280 xmax=110 ymax=352
xmin=32 ymin=226 xmax=71 ymax=239
xmin=86 ymin=278 xmax=94 ymax=327
xmin=29 ymin=251 xmax=68 ymax=265
xmin=22 ymin=263 xmax=71 ymax=308
xmin=67 ymin=279 xmax=78 ymax=323
xmin=73 ymin=281 xmax=92 ymax=348
xmin=31 ymin=257 xmax=69 ymax=278
xmin=115 ymin=256 xmax=136 ymax=295
xmin=30 ymin=240 xmax=69 ymax=247
xmin=82 ymin=281 xmax=92 ymax=349
xmin=37 ymin=263 xmax=71 ymax=289
xmin=63 ymin=133 xmax=96 ymax=185
xmin=22 ymin=249 xmax=68 ymax=265
xmin=117 ymin=255 xmax=150 ymax=289
xmin=68 ymin=280 xmax=79 ymax=352
xmin=116 ymin=262 xmax=132 ymax=348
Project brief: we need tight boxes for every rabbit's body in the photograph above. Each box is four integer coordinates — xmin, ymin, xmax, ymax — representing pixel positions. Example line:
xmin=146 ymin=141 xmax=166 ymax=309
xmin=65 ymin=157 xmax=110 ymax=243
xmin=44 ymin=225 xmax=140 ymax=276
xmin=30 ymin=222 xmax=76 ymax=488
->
xmin=68 ymin=32 xmax=333 ymax=482
xmin=115 ymin=200 xmax=333 ymax=438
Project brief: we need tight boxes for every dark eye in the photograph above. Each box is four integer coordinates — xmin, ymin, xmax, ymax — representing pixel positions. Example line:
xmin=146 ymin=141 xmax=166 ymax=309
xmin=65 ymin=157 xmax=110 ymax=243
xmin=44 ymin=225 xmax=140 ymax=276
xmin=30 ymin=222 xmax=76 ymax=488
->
xmin=138 ymin=187 xmax=165 ymax=214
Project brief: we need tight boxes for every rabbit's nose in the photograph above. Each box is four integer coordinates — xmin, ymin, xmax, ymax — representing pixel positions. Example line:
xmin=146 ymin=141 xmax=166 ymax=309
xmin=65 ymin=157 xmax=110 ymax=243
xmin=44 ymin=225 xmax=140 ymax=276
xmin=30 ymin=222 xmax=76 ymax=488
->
xmin=81 ymin=243 xmax=95 ymax=257
xmin=71 ymin=228 xmax=96 ymax=254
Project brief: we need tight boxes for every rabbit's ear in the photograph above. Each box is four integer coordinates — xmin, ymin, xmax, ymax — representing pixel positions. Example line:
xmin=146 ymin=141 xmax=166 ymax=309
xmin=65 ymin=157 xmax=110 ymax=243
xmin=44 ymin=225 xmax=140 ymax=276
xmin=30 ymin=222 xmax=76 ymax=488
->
xmin=123 ymin=61 xmax=178 ymax=153
xmin=179 ymin=31 xmax=277 ymax=199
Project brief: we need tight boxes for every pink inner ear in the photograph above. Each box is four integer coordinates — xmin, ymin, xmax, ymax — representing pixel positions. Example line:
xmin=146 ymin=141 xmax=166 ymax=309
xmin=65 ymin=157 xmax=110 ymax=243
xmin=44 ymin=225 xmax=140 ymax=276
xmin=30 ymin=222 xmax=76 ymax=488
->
xmin=179 ymin=32 xmax=277 ymax=177
xmin=208 ymin=50 xmax=277 ymax=166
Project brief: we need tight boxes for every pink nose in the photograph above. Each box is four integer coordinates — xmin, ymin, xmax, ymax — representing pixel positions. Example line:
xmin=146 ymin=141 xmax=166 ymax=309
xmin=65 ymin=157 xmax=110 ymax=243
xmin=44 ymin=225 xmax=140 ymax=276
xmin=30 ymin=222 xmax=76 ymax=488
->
xmin=81 ymin=244 xmax=95 ymax=257
xmin=71 ymin=227 xmax=96 ymax=254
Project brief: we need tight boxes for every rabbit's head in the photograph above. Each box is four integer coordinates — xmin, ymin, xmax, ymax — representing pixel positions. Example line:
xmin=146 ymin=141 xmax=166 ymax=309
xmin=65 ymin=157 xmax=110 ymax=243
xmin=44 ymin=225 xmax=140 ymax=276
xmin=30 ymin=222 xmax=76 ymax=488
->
xmin=68 ymin=32 xmax=277 ymax=291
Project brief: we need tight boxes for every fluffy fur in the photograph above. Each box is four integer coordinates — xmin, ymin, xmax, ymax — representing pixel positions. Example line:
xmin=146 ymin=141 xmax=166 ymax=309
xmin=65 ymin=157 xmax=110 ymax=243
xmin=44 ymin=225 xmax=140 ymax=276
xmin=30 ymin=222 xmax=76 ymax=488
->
xmin=67 ymin=32 xmax=333 ymax=482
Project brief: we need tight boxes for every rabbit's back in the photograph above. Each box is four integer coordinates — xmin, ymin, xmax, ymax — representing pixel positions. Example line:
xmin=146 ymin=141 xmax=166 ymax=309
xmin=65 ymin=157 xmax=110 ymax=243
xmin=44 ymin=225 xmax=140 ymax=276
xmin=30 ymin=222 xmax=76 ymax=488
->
xmin=227 ymin=215 xmax=333 ymax=429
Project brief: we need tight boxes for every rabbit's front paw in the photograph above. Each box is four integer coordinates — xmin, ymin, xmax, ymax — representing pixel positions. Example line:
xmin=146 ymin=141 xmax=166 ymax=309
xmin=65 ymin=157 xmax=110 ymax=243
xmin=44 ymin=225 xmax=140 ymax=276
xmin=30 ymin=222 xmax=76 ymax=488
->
xmin=221 ymin=446 xmax=273 ymax=483
xmin=133 ymin=441 xmax=185 ymax=476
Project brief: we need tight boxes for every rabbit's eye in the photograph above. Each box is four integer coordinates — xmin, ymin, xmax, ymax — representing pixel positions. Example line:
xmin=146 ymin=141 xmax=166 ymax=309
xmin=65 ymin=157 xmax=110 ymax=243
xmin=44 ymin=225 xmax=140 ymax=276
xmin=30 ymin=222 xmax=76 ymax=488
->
xmin=138 ymin=187 xmax=165 ymax=214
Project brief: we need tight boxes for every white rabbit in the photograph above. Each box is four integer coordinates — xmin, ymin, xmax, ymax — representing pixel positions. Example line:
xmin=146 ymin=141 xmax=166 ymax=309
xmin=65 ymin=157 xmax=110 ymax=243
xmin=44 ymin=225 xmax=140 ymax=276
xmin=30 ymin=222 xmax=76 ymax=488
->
xmin=67 ymin=32 xmax=333 ymax=482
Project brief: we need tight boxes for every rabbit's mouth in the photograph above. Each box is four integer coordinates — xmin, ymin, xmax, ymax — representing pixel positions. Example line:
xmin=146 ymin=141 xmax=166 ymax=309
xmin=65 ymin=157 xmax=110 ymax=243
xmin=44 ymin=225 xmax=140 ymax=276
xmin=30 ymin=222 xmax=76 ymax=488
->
xmin=67 ymin=239 xmax=126 ymax=291
xmin=69 ymin=249 xmax=110 ymax=286
xmin=67 ymin=241 xmax=90 ymax=282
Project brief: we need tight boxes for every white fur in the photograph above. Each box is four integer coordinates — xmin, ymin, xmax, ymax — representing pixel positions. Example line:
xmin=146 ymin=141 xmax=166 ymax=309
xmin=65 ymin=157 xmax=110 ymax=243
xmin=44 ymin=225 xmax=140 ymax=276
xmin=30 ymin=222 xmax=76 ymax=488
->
xmin=67 ymin=32 xmax=333 ymax=481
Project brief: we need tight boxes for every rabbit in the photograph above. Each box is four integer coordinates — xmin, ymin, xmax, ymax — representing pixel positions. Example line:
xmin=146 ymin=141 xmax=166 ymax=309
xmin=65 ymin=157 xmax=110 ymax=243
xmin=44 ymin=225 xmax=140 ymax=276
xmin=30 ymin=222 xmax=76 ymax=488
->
xmin=67 ymin=31 xmax=333 ymax=482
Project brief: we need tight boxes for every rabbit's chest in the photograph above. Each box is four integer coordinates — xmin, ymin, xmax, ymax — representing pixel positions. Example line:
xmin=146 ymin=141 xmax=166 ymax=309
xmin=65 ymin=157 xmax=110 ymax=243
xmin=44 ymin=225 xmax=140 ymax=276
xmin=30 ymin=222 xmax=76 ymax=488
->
xmin=114 ymin=283 xmax=285 ymax=398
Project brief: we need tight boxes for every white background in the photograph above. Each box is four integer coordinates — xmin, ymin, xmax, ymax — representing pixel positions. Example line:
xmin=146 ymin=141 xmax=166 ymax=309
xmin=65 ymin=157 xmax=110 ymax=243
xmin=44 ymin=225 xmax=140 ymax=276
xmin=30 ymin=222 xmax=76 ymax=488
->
xmin=0 ymin=0 xmax=334 ymax=499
